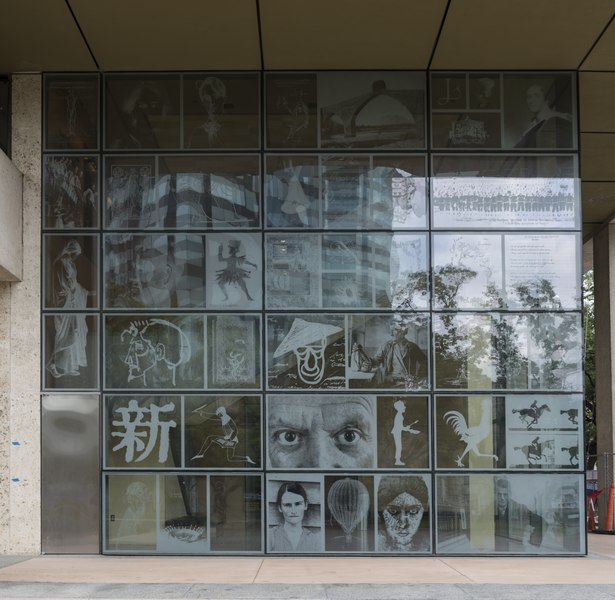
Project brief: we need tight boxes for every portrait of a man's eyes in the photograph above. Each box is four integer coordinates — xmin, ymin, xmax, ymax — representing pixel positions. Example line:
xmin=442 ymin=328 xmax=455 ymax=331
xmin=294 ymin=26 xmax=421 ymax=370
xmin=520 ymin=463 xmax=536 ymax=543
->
xmin=267 ymin=395 xmax=376 ymax=469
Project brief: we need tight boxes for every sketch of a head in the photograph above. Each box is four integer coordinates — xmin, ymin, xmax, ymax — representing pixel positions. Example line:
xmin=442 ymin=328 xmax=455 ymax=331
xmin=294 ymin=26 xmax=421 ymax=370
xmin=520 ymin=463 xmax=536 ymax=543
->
xmin=393 ymin=399 xmax=406 ymax=413
xmin=215 ymin=406 xmax=227 ymax=418
xmin=121 ymin=319 xmax=191 ymax=386
xmin=125 ymin=481 xmax=149 ymax=510
xmin=62 ymin=239 xmax=82 ymax=259
xmin=196 ymin=77 xmax=227 ymax=113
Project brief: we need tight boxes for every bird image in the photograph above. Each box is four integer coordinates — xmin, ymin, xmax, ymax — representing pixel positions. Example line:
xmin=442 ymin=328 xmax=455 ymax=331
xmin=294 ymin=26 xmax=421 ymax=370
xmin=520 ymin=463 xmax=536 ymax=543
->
xmin=443 ymin=398 xmax=498 ymax=467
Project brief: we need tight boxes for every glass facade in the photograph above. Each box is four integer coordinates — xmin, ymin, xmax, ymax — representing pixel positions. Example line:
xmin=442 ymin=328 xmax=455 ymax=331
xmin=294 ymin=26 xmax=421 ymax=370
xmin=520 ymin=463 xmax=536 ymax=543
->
xmin=41 ymin=70 xmax=584 ymax=555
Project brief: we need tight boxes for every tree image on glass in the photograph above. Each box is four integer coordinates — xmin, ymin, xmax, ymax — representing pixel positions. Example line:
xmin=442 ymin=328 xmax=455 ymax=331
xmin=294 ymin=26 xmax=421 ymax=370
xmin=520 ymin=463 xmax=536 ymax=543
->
xmin=327 ymin=478 xmax=370 ymax=544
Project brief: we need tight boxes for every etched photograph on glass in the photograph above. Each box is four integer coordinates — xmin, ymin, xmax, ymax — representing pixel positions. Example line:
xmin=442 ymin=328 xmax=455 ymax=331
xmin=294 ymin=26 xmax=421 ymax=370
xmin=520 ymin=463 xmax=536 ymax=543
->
xmin=159 ymin=155 xmax=260 ymax=229
xmin=265 ymin=156 xmax=320 ymax=228
xmin=44 ymin=235 xmax=98 ymax=310
xmin=104 ymin=395 xmax=181 ymax=469
xmin=376 ymin=474 xmax=431 ymax=553
xmin=432 ymin=233 xmax=504 ymax=310
xmin=44 ymin=314 xmax=98 ymax=390
xmin=266 ymin=234 xmax=321 ymax=309
xmin=104 ymin=156 xmax=158 ymax=229
xmin=434 ymin=313 xmax=493 ymax=390
xmin=185 ymin=395 xmax=261 ymax=469
xmin=209 ymin=475 xmax=263 ymax=552
xmin=183 ymin=73 xmax=259 ymax=149
xmin=324 ymin=475 xmax=374 ymax=552
xmin=435 ymin=396 xmax=504 ymax=470
xmin=527 ymin=313 xmax=582 ymax=391
xmin=45 ymin=75 xmax=98 ymax=150
xmin=157 ymin=474 xmax=209 ymax=553
xmin=266 ymin=475 xmax=324 ymax=553
xmin=105 ymin=315 xmax=204 ymax=390
xmin=506 ymin=395 xmax=582 ymax=471
xmin=266 ymin=73 xmax=318 ymax=149
xmin=43 ymin=156 xmax=99 ymax=229
xmin=206 ymin=233 xmax=261 ymax=310
xmin=267 ymin=315 xmax=345 ymax=390
xmin=369 ymin=156 xmax=427 ymax=229
xmin=105 ymin=474 xmax=157 ymax=552
xmin=321 ymin=156 xmax=369 ymax=229
xmin=431 ymin=176 xmax=579 ymax=230
xmin=105 ymin=75 xmax=180 ymax=149
xmin=377 ymin=396 xmax=429 ymax=469
xmin=104 ymin=234 xmax=206 ymax=309
xmin=502 ymin=74 xmax=575 ymax=150
xmin=319 ymin=72 xmax=425 ymax=149
xmin=348 ymin=314 xmax=429 ymax=391
xmin=207 ymin=314 xmax=260 ymax=390
xmin=504 ymin=233 xmax=581 ymax=310
xmin=436 ymin=474 xmax=584 ymax=554
xmin=267 ymin=394 xmax=376 ymax=470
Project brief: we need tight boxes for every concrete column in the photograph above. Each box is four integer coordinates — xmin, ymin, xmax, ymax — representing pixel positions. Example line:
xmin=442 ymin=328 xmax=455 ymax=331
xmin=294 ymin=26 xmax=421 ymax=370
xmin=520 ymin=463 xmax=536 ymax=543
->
xmin=0 ymin=74 xmax=41 ymax=554
xmin=594 ymin=224 xmax=615 ymax=528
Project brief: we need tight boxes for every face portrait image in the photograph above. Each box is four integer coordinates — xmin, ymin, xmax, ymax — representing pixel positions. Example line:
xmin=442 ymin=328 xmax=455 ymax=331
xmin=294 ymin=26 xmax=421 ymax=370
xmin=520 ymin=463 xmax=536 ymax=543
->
xmin=267 ymin=395 xmax=376 ymax=469
xmin=377 ymin=475 xmax=431 ymax=553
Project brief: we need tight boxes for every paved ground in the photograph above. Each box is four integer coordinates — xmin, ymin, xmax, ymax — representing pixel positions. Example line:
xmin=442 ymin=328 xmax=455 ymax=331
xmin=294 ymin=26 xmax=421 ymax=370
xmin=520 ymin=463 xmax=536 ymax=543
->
xmin=1 ymin=534 xmax=615 ymax=599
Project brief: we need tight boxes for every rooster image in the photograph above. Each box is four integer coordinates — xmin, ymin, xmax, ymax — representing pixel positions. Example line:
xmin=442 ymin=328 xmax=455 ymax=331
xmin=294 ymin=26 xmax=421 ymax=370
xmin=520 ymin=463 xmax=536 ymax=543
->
xmin=443 ymin=398 xmax=498 ymax=467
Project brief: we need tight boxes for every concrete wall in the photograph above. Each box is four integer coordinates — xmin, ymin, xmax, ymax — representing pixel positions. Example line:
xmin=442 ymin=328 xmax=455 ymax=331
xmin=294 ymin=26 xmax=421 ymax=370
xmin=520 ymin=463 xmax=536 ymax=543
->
xmin=0 ymin=148 xmax=23 ymax=281
xmin=0 ymin=74 xmax=41 ymax=554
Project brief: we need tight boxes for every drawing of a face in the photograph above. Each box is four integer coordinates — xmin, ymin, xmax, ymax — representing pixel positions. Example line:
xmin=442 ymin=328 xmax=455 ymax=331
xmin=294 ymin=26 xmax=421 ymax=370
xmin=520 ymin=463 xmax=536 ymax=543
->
xmin=496 ymin=479 xmax=509 ymax=513
xmin=122 ymin=323 xmax=161 ymax=384
xmin=268 ymin=396 xmax=375 ymax=469
xmin=279 ymin=491 xmax=308 ymax=525
xmin=526 ymin=84 xmax=548 ymax=115
xmin=382 ymin=491 xmax=423 ymax=547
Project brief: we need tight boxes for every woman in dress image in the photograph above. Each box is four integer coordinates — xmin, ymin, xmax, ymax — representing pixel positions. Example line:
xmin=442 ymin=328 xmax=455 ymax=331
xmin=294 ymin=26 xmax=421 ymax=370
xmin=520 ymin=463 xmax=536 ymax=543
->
xmin=47 ymin=239 xmax=89 ymax=378
xmin=216 ymin=239 xmax=257 ymax=303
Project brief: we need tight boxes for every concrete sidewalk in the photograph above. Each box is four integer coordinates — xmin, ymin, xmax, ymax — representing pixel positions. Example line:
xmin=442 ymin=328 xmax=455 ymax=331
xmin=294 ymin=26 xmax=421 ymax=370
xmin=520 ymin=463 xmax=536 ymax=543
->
xmin=1 ymin=533 xmax=615 ymax=599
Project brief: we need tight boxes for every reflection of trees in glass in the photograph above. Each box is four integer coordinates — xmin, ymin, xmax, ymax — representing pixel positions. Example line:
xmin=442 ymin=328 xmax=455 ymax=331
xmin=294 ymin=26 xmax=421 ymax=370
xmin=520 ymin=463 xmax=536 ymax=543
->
xmin=391 ymin=270 xmax=428 ymax=310
xmin=512 ymin=278 xmax=562 ymax=310
xmin=491 ymin=315 xmax=528 ymax=389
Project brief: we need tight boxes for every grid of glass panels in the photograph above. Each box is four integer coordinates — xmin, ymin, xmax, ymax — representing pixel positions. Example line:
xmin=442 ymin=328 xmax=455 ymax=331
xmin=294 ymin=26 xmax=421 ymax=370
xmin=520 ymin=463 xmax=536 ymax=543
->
xmin=42 ymin=71 xmax=584 ymax=555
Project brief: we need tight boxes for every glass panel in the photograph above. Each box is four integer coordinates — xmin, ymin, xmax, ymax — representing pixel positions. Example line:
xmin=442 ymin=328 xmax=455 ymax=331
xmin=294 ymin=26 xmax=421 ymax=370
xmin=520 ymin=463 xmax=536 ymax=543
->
xmin=432 ymin=233 xmax=504 ymax=310
xmin=506 ymin=395 xmax=583 ymax=470
xmin=205 ymin=233 xmax=262 ymax=309
xmin=45 ymin=74 xmax=98 ymax=150
xmin=265 ymin=234 xmax=322 ymax=309
xmin=158 ymin=155 xmax=260 ymax=229
xmin=321 ymin=155 xmax=369 ymax=229
xmin=209 ymin=475 xmax=262 ymax=552
xmin=158 ymin=474 xmax=209 ymax=553
xmin=265 ymin=73 xmax=318 ymax=149
xmin=105 ymin=75 xmax=181 ymax=149
xmin=104 ymin=156 xmax=158 ymax=229
xmin=370 ymin=155 xmax=427 ymax=229
xmin=436 ymin=474 xmax=585 ymax=554
xmin=266 ymin=394 xmax=376 ymax=470
xmin=104 ymin=233 xmax=206 ymax=309
xmin=431 ymin=176 xmax=579 ymax=230
xmin=183 ymin=73 xmax=259 ymax=149
xmin=265 ymin=155 xmax=320 ymax=228
xmin=319 ymin=72 xmax=425 ymax=149
xmin=376 ymin=474 xmax=431 ymax=553
xmin=104 ymin=395 xmax=182 ymax=469
xmin=377 ymin=396 xmax=429 ymax=469
xmin=266 ymin=475 xmax=324 ymax=553
xmin=104 ymin=315 xmax=204 ymax=390
xmin=432 ymin=154 xmax=576 ymax=178
xmin=502 ymin=74 xmax=575 ymax=150
xmin=267 ymin=314 xmax=346 ymax=390
xmin=504 ymin=233 xmax=581 ymax=310
xmin=105 ymin=473 xmax=157 ymax=552
xmin=348 ymin=314 xmax=429 ymax=391
xmin=43 ymin=156 xmax=99 ymax=229
xmin=44 ymin=314 xmax=98 ymax=390
xmin=435 ymin=396 xmax=504 ymax=469
xmin=184 ymin=395 xmax=262 ymax=469
xmin=44 ymin=234 xmax=99 ymax=309
xmin=324 ymin=475 xmax=374 ymax=551
xmin=207 ymin=314 xmax=261 ymax=389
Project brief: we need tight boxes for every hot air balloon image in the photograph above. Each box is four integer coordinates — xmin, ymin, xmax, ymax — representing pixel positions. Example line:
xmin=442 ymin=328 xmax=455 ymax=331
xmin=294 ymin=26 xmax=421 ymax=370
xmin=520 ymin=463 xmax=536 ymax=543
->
xmin=326 ymin=477 xmax=371 ymax=549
